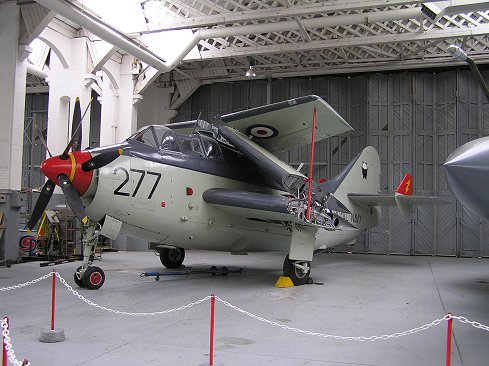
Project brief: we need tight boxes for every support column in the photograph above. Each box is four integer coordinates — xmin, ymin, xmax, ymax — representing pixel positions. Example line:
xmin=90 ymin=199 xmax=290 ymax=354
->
xmin=44 ymin=34 xmax=92 ymax=156
xmin=0 ymin=3 xmax=29 ymax=190
xmin=116 ymin=55 xmax=138 ymax=142
xmin=99 ymin=55 xmax=138 ymax=146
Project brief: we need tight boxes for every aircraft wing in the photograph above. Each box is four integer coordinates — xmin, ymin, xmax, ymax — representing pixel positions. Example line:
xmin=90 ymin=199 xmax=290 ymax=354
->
xmin=203 ymin=188 xmax=321 ymax=227
xmin=218 ymin=125 xmax=306 ymax=194
xmin=221 ymin=95 xmax=353 ymax=153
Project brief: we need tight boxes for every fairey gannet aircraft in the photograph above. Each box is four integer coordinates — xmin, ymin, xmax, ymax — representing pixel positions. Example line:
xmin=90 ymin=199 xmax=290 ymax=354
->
xmin=27 ymin=95 xmax=448 ymax=289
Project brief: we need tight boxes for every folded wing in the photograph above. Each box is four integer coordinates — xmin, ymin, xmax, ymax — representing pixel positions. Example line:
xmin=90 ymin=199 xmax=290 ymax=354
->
xmin=221 ymin=95 xmax=353 ymax=153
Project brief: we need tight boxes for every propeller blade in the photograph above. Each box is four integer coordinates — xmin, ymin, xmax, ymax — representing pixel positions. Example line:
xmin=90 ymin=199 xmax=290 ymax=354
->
xmin=58 ymin=174 xmax=88 ymax=223
xmin=71 ymin=97 xmax=82 ymax=152
xmin=82 ymin=149 xmax=123 ymax=172
xmin=27 ymin=179 xmax=56 ymax=230
xmin=34 ymin=123 xmax=52 ymax=158
xmin=60 ymin=98 xmax=92 ymax=159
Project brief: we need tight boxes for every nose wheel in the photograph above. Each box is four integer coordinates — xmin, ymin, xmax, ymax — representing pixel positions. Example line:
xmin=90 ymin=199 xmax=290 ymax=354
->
xmin=283 ymin=255 xmax=311 ymax=286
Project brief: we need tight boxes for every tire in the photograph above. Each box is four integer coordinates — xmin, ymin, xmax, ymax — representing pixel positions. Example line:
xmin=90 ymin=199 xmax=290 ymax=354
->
xmin=74 ymin=266 xmax=85 ymax=288
xmin=283 ymin=255 xmax=311 ymax=286
xmin=159 ymin=247 xmax=185 ymax=269
xmin=82 ymin=266 xmax=105 ymax=290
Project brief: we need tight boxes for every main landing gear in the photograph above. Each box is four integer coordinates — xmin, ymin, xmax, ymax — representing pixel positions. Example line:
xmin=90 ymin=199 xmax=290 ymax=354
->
xmin=159 ymin=247 xmax=185 ymax=268
xmin=283 ymin=254 xmax=311 ymax=286
xmin=73 ymin=220 xmax=106 ymax=290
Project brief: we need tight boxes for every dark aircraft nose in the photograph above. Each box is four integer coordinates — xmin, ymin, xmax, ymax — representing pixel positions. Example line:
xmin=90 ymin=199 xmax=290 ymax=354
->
xmin=444 ymin=136 xmax=489 ymax=219
xmin=41 ymin=151 xmax=93 ymax=195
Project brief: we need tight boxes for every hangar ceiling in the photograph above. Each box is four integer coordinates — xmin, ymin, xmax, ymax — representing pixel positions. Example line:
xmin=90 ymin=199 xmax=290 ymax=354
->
xmin=11 ymin=0 xmax=489 ymax=105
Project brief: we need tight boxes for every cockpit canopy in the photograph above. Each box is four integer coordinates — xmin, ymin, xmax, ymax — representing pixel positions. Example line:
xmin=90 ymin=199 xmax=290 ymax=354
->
xmin=129 ymin=125 xmax=222 ymax=159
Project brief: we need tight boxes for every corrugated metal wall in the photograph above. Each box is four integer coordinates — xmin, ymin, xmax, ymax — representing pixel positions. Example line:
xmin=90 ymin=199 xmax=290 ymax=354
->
xmin=176 ymin=70 xmax=489 ymax=257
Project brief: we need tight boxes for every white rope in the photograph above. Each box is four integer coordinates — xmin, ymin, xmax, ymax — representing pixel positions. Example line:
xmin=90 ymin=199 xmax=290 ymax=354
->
xmin=214 ymin=296 xmax=451 ymax=341
xmin=0 ymin=273 xmax=53 ymax=292
xmin=55 ymin=273 xmax=210 ymax=316
xmin=2 ymin=318 xmax=29 ymax=366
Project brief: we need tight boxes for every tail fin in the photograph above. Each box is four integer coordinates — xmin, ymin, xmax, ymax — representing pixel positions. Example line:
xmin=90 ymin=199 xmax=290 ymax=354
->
xmin=319 ymin=146 xmax=381 ymax=228
xmin=320 ymin=146 xmax=381 ymax=199
xmin=396 ymin=173 xmax=413 ymax=196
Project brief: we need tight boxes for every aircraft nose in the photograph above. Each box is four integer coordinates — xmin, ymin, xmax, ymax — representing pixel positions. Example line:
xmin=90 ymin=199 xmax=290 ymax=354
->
xmin=41 ymin=151 xmax=93 ymax=195
xmin=444 ymin=136 xmax=489 ymax=218
xmin=41 ymin=156 xmax=71 ymax=184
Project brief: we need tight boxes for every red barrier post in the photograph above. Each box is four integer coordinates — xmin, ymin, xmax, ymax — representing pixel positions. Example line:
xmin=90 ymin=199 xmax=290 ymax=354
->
xmin=2 ymin=317 xmax=8 ymax=366
xmin=306 ymin=107 xmax=317 ymax=221
xmin=209 ymin=294 xmax=215 ymax=366
xmin=446 ymin=313 xmax=453 ymax=366
xmin=51 ymin=270 xmax=56 ymax=331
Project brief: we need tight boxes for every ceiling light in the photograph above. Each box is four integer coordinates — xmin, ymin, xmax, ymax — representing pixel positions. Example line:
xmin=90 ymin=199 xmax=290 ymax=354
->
xmin=245 ymin=65 xmax=257 ymax=78
xmin=447 ymin=45 xmax=467 ymax=62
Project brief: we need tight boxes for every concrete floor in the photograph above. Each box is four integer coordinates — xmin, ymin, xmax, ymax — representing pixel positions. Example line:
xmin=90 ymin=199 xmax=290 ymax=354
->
xmin=1 ymin=250 xmax=489 ymax=366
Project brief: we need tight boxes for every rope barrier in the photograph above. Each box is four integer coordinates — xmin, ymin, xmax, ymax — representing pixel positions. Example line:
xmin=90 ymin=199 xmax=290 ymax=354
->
xmin=2 ymin=273 xmax=489 ymax=336
xmin=2 ymin=318 xmax=29 ymax=366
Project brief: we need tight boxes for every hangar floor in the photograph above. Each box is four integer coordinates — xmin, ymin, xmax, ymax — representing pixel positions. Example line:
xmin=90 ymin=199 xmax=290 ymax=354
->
xmin=1 ymin=250 xmax=488 ymax=366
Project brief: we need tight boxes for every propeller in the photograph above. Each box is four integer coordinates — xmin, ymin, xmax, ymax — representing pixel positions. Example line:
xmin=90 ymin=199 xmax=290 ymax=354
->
xmin=58 ymin=174 xmax=87 ymax=222
xmin=27 ymin=179 xmax=56 ymax=230
xmin=27 ymin=97 xmax=95 ymax=231
xmin=82 ymin=149 xmax=123 ymax=172
xmin=70 ymin=97 xmax=82 ymax=152
xmin=60 ymin=97 xmax=92 ymax=160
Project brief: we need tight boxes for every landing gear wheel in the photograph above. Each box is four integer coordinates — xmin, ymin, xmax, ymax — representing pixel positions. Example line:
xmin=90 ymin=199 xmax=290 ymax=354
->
xmin=74 ymin=266 xmax=85 ymax=288
xmin=283 ymin=255 xmax=311 ymax=286
xmin=159 ymin=247 xmax=185 ymax=269
xmin=82 ymin=266 xmax=105 ymax=290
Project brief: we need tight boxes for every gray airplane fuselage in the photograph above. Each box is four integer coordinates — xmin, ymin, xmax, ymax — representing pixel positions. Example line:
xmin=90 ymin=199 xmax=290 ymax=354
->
xmin=444 ymin=136 xmax=489 ymax=219
xmin=81 ymin=138 xmax=362 ymax=253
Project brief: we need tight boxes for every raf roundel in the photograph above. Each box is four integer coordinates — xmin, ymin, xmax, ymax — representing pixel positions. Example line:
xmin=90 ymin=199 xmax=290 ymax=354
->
xmin=246 ymin=124 xmax=279 ymax=139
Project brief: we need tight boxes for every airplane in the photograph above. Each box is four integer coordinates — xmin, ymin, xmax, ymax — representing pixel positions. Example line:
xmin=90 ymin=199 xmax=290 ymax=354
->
xmin=27 ymin=95 xmax=448 ymax=289
xmin=444 ymin=136 xmax=489 ymax=219
xmin=444 ymin=45 xmax=489 ymax=219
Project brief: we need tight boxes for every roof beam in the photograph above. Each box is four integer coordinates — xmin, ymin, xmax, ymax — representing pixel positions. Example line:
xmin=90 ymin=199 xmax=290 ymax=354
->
xmin=192 ymin=24 xmax=489 ymax=60
xmin=141 ymin=0 xmax=427 ymax=33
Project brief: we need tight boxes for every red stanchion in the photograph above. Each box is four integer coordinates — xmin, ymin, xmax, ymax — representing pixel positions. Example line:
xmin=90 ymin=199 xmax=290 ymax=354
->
xmin=2 ymin=317 xmax=8 ymax=366
xmin=446 ymin=313 xmax=453 ymax=366
xmin=306 ymin=107 xmax=317 ymax=221
xmin=209 ymin=294 xmax=215 ymax=366
xmin=51 ymin=270 xmax=56 ymax=331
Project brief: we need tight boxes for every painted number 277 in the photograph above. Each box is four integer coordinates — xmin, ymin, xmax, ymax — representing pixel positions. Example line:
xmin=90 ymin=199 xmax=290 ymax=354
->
xmin=113 ymin=167 xmax=161 ymax=199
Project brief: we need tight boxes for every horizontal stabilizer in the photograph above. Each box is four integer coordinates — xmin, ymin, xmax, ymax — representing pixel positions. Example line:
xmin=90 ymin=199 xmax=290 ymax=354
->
xmin=348 ymin=193 xmax=449 ymax=207
xmin=348 ymin=172 xmax=449 ymax=217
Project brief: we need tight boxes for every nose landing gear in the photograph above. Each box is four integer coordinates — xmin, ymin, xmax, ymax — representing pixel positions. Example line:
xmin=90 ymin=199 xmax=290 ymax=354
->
xmin=73 ymin=220 xmax=106 ymax=290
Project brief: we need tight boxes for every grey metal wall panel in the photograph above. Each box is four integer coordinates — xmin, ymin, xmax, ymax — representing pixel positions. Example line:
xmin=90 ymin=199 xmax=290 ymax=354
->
xmin=435 ymin=72 xmax=458 ymax=255
xmin=249 ymin=80 xmax=268 ymax=108
xmin=414 ymin=205 xmax=435 ymax=255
